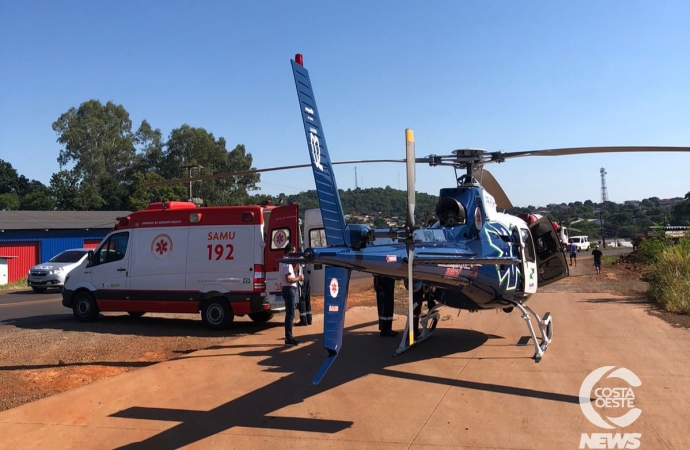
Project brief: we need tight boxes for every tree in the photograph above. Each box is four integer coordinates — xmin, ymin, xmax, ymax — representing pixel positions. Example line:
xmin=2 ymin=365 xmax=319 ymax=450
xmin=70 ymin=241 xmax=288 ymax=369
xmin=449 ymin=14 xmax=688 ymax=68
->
xmin=671 ymin=192 xmax=690 ymax=225
xmin=50 ymin=170 xmax=105 ymax=211
xmin=128 ymin=172 xmax=187 ymax=211
xmin=132 ymin=120 xmax=165 ymax=175
xmin=0 ymin=193 xmax=20 ymax=210
xmin=161 ymin=125 xmax=259 ymax=206
xmin=53 ymin=100 xmax=137 ymax=183
xmin=0 ymin=159 xmax=54 ymax=210
xmin=20 ymin=186 xmax=54 ymax=210
xmin=0 ymin=160 xmax=19 ymax=195
xmin=52 ymin=100 xmax=140 ymax=209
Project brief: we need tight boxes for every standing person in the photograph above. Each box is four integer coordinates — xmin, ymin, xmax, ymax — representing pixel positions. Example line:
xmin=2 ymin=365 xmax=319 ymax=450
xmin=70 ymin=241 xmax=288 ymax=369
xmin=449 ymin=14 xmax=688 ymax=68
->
xmin=569 ymin=242 xmax=578 ymax=267
xmin=373 ymin=275 xmax=397 ymax=337
xmin=297 ymin=268 xmax=312 ymax=326
xmin=280 ymin=243 xmax=303 ymax=345
xmin=592 ymin=245 xmax=603 ymax=275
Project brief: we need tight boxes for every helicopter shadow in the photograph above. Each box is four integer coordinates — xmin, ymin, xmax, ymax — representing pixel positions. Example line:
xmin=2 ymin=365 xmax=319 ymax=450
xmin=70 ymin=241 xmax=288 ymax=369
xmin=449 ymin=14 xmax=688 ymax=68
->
xmin=110 ymin=319 xmax=581 ymax=449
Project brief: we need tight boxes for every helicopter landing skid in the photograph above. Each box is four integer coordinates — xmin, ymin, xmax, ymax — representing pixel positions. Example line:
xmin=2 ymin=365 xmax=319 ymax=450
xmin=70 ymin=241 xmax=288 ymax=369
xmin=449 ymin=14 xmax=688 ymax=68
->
xmin=507 ymin=300 xmax=553 ymax=362
xmin=393 ymin=304 xmax=442 ymax=356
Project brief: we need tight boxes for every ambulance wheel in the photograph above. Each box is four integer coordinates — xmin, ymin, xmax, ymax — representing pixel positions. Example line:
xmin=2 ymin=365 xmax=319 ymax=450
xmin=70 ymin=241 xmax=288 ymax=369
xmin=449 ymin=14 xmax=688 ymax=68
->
xmin=127 ymin=312 xmax=145 ymax=318
xmin=73 ymin=291 xmax=99 ymax=322
xmin=201 ymin=297 xmax=233 ymax=330
xmin=249 ymin=311 xmax=274 ymax=324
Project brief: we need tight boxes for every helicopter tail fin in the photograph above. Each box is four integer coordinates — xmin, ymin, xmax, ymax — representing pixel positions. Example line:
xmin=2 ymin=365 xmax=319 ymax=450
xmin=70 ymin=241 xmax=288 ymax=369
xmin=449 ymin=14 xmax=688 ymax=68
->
xmin=291 ymin=55 xmax=347 ymax=246
xmin=311 ymin=266 xmax=350 ymax=385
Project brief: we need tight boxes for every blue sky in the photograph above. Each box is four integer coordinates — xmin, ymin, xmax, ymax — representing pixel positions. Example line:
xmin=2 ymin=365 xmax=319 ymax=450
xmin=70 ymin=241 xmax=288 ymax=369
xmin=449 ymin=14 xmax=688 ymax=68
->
xmin=1 ymin=1 xmax=689 ymax=207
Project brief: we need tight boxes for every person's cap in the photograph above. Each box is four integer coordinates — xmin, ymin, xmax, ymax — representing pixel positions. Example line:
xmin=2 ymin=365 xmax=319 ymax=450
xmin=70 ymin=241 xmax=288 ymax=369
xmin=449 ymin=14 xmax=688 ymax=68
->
xmin=595 ymin=245 xmax=599 ymax=248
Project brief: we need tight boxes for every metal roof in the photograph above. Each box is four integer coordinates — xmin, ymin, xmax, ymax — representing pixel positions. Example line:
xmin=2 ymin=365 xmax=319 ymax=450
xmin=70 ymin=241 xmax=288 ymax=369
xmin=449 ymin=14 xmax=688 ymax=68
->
xmin=0 ymin=211 xmax=131 ymax=231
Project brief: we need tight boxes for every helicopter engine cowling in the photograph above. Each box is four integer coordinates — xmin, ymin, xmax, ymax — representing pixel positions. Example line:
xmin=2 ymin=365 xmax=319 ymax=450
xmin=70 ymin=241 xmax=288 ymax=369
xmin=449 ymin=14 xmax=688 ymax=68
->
xmin=345 ymin=224 xmax=374 ymax=250
xmin=435 ymin=197 xmax=467 ymax=227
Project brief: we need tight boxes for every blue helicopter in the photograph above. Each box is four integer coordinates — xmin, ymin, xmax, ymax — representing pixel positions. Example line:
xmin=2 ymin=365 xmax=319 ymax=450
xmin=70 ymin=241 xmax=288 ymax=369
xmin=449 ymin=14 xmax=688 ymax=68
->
xmin=289 ymin=54 xmax=571 ymax=384
xmin=287 ymin=54 xmax=690 ymax=384
xmin=147 ymin=54 xmax=690 ymax=385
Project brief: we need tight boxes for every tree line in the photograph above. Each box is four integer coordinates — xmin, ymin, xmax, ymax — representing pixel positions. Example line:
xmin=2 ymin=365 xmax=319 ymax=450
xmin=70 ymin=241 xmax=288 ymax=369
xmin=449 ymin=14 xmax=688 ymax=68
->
xmin=1 ymin=99 xmax=259 ymax=211
xmin=2 ymin=97 xmax=689 ymax=239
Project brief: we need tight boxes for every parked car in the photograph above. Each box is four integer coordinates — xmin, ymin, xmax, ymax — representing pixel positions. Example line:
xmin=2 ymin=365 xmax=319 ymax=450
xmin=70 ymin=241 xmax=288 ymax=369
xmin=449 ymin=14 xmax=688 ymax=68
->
xmin=568 ymin=236 xmax=590 ymax=252
xmin=27 ymin=249 xmax=91 ymax=293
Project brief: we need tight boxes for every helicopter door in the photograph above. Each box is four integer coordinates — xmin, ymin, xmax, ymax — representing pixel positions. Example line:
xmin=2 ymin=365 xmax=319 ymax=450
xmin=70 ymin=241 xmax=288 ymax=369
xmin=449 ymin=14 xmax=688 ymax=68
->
xmin=517 ymin=227 xmax=538 ymax=294
xmin=528 ymin=217 xmax=568 ymax=287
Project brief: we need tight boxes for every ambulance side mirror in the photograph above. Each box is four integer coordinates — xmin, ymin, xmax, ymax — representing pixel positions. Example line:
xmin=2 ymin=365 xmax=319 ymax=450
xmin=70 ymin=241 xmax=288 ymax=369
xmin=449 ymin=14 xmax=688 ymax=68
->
xmin=86 ymin=250 xmax=95 ymax=267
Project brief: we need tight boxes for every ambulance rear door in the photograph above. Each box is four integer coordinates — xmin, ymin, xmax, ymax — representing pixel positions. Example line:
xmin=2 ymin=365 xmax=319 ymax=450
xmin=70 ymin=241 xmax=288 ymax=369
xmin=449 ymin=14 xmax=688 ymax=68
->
xmin=303 ymin=208 xmax=325 ymax=296
xmin=264 ymin=204 xmax=299 ymax=311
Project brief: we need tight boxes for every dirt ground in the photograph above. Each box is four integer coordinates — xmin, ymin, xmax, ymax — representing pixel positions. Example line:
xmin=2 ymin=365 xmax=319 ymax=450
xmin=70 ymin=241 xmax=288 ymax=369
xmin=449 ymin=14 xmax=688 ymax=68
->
xmin=1 ymin=252 xmax=688 ymax=413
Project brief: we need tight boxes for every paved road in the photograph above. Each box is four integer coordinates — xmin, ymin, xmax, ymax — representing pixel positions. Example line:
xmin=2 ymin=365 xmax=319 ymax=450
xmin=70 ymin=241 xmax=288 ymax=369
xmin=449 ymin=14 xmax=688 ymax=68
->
xmin=0 ymin=289 xmax=68 ymax=330
xmin=1 ymin=292 xmax=687 ymax=449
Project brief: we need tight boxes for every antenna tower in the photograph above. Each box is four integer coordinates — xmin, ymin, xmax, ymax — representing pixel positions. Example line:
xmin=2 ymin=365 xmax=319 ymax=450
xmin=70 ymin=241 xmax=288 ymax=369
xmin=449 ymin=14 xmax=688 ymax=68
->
xmin=355 ymin=167 xmax=358 ymax=189
xmin=600 ymin=168 xmax=608 ymax=203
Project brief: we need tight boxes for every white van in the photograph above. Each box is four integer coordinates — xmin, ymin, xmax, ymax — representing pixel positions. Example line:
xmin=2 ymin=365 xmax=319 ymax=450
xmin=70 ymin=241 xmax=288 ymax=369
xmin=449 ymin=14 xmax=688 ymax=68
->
xmin=62 ymin=201 xmax=299 ymax=329
xmin=568 ymin=235 xmax=590 ymax=252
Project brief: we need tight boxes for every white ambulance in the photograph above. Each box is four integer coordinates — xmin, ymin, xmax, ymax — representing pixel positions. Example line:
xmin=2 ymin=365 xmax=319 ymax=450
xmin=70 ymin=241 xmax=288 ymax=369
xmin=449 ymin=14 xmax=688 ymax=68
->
xmin=62 ymin=201 xmax=299 ymax=329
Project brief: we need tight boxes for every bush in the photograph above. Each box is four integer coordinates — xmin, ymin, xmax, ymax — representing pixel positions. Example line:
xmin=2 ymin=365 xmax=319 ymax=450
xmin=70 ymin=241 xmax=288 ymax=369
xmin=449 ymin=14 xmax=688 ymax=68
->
xmin=632 ymin=235 xmax=672 ymax=264
xmin=645 ymin=239 xmax=690 ymax=314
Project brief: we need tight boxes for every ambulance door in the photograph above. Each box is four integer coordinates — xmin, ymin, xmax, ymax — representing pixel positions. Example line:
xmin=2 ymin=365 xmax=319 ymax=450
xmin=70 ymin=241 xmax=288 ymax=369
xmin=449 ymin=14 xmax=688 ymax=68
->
xmin=264 ymin=204 xmax=299 ymax=310
xmin=89 ymin=231 xmax=131 ymax=300
xmin=528 ymin=217 xmax=568 ymax=287
xmin=303 ymin=208 xmax=325 ymax=295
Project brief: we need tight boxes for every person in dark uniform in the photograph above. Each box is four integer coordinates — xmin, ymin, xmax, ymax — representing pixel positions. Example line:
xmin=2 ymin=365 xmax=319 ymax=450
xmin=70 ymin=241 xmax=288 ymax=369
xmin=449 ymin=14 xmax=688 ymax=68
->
xmin=373 ymin=275 xmax=397 ymax=337
xmin=297 ymin=269 xmax=312 ymax=326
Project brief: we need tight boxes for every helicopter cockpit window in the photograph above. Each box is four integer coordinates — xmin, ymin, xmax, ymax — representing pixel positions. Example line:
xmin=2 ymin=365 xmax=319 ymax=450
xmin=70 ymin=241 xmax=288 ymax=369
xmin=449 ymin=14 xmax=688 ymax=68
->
xmin=435 ymin=197 xmax=466 ymax=227
xmin=520 ymin=229 xmax=536 ymax=262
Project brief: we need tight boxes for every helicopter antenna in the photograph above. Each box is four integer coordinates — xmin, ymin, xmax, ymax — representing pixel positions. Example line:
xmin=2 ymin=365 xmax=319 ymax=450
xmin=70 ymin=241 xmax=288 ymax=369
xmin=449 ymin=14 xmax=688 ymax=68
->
xmin=600 ymin=168 xmax=608 ymax=203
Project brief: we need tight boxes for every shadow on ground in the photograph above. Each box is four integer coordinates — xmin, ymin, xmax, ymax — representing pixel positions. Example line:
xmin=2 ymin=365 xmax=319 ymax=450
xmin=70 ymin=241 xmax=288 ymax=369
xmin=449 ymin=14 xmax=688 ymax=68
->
xmin=110 ymin=322 xmax=582 ymax=449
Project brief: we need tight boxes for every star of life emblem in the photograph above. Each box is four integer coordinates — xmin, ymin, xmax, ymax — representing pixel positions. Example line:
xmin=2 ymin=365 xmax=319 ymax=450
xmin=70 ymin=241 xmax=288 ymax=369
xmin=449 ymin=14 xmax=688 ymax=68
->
xmin=329 ymin=278 xmax=339 ymax=298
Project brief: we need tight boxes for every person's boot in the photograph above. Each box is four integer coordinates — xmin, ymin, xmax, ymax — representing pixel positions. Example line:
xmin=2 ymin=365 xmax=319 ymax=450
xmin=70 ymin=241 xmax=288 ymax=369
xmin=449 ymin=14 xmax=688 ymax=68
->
xmin=380 ymin=321 xmax=398 ymax=337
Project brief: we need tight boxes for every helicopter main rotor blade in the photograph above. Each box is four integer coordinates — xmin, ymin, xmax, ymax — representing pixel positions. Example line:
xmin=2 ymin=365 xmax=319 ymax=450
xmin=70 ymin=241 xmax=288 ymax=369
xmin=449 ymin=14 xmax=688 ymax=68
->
xmin=405 ymin=129 xmax=416 ymax=347
xmin=472 ymin=168 xmax=514 ymax=210
xmin=405 ymin=130 xmax=416 ymax=231
xmin=493 ymin=146 xmax=690 ymax=161
xmin=144 ymin=159 xmax=406 ymax=187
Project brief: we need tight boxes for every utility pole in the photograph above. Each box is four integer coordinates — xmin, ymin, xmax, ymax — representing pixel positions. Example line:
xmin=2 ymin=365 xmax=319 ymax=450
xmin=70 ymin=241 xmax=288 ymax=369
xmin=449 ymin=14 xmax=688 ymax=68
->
xmin=597 ymin=209 xmax=607 ymax=248
xmin=355 ymin=167 xmax=358 ymax=189
xmin=181 ymin=164 xmax=203 ymax=202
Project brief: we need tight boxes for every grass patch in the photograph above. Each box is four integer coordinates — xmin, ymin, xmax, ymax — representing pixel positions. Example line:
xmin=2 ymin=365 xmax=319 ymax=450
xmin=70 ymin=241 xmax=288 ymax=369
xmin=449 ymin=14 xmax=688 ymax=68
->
xmin=0 ymin=278 xmax=28 ymax=291
xmin=601 ymin=255 xmax=619 ymax=265
xmin=643 ymin=239 xmax=690 ymax=314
